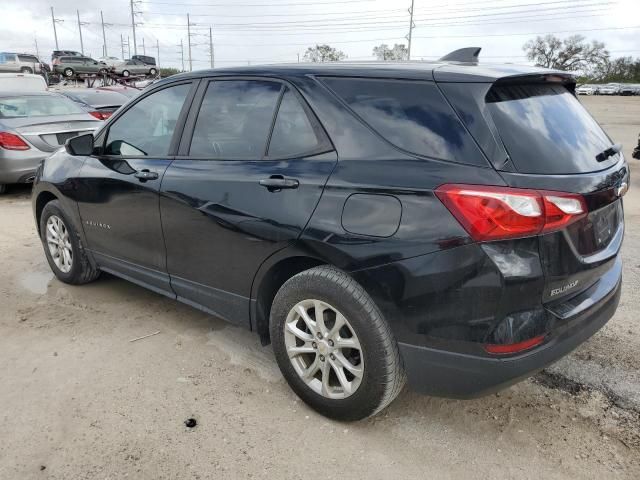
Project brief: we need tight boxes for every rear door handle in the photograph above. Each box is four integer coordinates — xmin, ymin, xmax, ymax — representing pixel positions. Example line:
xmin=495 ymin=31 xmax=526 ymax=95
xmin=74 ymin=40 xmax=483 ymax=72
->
xmin=259 ymin=175 xmax=299 ymax=191
xmin=134 ymin=169 xmax=159 ymax=181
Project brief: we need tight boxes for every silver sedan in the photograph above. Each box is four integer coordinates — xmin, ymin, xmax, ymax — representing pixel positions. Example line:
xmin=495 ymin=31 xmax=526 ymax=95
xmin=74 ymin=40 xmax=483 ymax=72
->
xmin=113 ymin=60 xmax=158 ymax=78
xmin=0 ymin=91 xmax=102 ymax=193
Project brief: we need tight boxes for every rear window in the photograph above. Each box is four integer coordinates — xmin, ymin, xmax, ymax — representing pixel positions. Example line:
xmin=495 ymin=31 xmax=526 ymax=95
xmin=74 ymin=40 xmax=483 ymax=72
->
xmin=486 ymin=84 xmax=617 ymax=174
xmin=18 ymin=55 xmax=37 ymax=63
xmin=321 ymin=77 xmax=486 ymax=165
xmin=0 ymin=53 xmax=16 ymax=63
xmin=0 ymin=95 xmax=85 ymax=118
xmin=66 ymin=90 xmax=128 ymax=107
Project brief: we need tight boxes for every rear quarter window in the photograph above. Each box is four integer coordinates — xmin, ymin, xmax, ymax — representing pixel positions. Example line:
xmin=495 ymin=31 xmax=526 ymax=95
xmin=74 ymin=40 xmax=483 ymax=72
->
xmin=320 ymin=77 xmax=487 ymax=166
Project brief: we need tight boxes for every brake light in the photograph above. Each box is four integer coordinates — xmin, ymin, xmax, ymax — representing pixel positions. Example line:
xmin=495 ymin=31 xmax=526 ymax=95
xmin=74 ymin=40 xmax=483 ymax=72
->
xmin=484 ymin=334 xmax=546 ymax=355
xmin=89 ymin=111 xmax=112 ymax=120
xmin=0 ymin=132 xmax=30 ymax=150
xmin=435 ymin=184 xmax=586 ymax=241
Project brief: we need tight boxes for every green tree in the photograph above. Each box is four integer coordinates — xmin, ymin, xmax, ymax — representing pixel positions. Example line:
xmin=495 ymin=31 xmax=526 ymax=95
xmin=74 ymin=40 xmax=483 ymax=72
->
xmin=303 ymin=44 xmax=347 ymax=63
xmin=372 ymin=43 xmax=408 ymax=61
xmin=523 ymin=34 xmax=609 ymax=72
xmin=159 ymin=67 xmax=181 ymax=78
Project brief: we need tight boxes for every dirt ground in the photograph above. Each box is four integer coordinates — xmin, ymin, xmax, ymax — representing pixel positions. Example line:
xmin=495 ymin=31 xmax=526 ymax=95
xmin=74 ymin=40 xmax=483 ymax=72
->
xmin=1 ymin=95 xmax=639 ymax=480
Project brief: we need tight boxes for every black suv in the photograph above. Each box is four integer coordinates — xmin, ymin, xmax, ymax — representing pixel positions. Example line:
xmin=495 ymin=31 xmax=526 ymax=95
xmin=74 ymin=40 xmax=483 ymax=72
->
xmin=32 ymin=49 xmax=627 ymax=420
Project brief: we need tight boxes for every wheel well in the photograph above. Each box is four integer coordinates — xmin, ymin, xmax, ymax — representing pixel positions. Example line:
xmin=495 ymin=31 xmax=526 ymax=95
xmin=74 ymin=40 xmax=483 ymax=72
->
xmin=35 ymin=191 xmax=58 ymax=233
xmin=254 ymin=256 xmax=325 ymax=345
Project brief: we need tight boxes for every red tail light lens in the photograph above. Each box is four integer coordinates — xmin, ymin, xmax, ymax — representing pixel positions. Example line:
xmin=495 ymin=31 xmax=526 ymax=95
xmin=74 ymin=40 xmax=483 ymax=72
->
xmin=0 ymin=132 xmax=30 ymax=150
xmin=484 ymin=334 xmax=546 ymax=355
xmin=435 ymin=184 xmax=586 ymax=241
xmin=89 ymin=111 xmax=112 ymax=120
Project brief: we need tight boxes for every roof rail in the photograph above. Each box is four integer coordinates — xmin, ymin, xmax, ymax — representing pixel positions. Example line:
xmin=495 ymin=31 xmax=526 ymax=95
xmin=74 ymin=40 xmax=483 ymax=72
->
xmin=439 ymin=47 xmax=481 ymax=63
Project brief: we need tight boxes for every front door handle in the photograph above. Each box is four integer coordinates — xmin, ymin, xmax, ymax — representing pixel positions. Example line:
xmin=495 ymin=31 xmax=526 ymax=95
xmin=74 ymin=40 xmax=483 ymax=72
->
xmin=134 ymin=169 xmax=159 ymax=181
xmin=259 ymin=175 xmax=299 ymax=192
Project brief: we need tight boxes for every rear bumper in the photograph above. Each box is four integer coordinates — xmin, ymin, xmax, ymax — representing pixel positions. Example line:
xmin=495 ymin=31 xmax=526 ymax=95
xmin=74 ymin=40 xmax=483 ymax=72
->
xmin=400 ymin=275 xmax=621 ymax=398
xmin=0 ymin=152 xmax=46 ymax=184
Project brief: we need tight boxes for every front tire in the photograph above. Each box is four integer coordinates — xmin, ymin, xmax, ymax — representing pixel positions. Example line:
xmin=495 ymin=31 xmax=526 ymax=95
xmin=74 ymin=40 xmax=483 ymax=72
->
xmin=40 ymin=200 xmax=100 ymax=285
xmin=270 ymin=266 xmax=405 ymax=421
xmin=20 ymin=67 xmax=33 ymax=74
xmin=149 ymin=68 xmax=157 ymax=76
xmin=63 ymin=68 xmax=74 ymax=77
xmin=122 ymin=70 xmax=130 ymax=77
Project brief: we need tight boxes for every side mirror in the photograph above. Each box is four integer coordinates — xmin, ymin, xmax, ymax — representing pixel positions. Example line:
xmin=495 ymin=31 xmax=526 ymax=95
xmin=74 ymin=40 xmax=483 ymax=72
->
xmin=65 ymin=133 xmax=94 ymax=156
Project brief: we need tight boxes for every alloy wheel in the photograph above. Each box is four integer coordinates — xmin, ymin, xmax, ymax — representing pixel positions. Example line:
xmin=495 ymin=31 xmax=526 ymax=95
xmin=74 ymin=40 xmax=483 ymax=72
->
xmin=284 ymin=299 xmax=364 ymax=399
xmin=45 ymin=215 xmax=73 ymax=273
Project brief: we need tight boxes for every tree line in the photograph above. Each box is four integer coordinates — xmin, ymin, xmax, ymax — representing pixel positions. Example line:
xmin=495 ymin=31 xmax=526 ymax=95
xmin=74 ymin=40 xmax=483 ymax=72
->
xmin=524 ymin=35 xmax=640 ymax=83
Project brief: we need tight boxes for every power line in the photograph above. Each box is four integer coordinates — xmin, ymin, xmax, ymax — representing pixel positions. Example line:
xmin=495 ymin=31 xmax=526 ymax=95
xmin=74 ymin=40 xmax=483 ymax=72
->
xmin=205 ymin=25 xmax=640 ymax=47
xmin=134 ymin=2 xmax=615 ymax=29
xmin=132 ymin=7 xmax=615 ymax=34
xmin=138 ymin=0 xmax=376 ymax=6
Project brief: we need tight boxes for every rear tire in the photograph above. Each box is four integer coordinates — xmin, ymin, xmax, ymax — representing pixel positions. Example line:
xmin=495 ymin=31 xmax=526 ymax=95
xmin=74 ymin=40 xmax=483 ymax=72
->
xmin=122 ymin=70 xmax=130 ymax=77
xmin=20 ymin=67 xmax=33 ymax=74
xmin=98 ymin=68 xmax=108 ymax=75
xmin=270 ymin=266 xmax=405 ymax=421
xmin=149 ymin=68 xmax=157 ymax=76
xmin=39 ymin=200 xmax=100 ymax=285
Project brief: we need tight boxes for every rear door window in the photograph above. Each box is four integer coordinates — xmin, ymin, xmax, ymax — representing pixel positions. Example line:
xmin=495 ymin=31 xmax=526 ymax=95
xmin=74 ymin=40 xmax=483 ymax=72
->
xmin=188 ymin=80 xmax=281 ymax=159
xmin=321 ymin=77 xmax=486 ymax=165
xmin=486 ymin=83 xmax=618 ymax=174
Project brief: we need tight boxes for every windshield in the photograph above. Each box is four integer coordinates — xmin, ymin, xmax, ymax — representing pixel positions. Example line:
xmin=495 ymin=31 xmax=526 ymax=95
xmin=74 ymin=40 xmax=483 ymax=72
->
xmin=486 ymin=84 xmax=617 ymax=174
xmin=0 ymin=95 xmax=85 ymax=118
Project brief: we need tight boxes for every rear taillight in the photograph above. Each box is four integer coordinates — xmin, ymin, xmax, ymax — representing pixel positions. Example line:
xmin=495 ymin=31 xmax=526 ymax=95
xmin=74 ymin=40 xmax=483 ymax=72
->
xmin=89 ymin=111 xmax=112 ymax=120
xmin=484 ymin=334 xmax=546 ymax=355
xmin=0 ymin=132 xmax=30 ymax=150
xmin=435 ymin=184 xmax=586 ymax=241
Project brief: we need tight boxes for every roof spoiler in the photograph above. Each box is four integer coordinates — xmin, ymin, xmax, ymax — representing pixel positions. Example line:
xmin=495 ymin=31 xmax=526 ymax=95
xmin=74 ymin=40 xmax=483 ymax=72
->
xmin=439 ymin=47 xmax=481 ymax=63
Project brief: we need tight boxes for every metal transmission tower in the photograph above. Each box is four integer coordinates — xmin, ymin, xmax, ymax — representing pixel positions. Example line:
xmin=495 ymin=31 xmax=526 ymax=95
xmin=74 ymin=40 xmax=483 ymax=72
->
xmin=130 ymin=0 xmax=140 ymax=56
xmin=100 ymin=11 xmax=113 ymax=57
xmin=76 ymin=10 xmax=89 ymax=56
xmin=187 ymin=14 xmax=194 ymax=72
xmin=50 ymin=7 xmax=63 ymax=50
xmin=209 ymin=27 xmax=214 ymax=69
xmin=178 ymin=40 xmax=185 ymax=72
xmin=406 ymin=0 xmax=415 ymax=60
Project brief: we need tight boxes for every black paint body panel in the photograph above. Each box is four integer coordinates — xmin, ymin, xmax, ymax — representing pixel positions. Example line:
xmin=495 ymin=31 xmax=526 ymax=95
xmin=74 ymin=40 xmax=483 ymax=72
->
xmin=31 ymin=62 xmax=625 ymax=399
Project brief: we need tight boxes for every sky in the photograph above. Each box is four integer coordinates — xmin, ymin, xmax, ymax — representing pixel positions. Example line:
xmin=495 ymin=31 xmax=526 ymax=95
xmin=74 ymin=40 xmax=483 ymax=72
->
xmin=1 ymin=0 xmax=639 ymax=70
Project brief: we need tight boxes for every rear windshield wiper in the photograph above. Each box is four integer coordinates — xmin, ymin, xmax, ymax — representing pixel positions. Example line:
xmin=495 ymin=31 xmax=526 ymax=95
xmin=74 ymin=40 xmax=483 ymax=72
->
xmin=596 ymin=143 xmax=623 ymax=162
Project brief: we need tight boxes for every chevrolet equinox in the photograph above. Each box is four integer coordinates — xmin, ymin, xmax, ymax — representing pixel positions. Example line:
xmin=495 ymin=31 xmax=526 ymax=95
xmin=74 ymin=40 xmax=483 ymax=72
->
xmin=32 ymin=49 xmax=627 ymax=420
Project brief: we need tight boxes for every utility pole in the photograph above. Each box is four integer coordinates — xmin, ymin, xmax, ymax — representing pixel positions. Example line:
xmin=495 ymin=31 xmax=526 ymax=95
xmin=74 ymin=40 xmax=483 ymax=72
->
xmin=121 ymin=34 xmax=125 ymax=60
xmin=34 ymin=36 xmax=40 ymax=59
xmin=179 ymin=39 xmax=185 ymax=72
xmin=209 ymin=27 xmax=214 ymax=68
xmin=407 ymin=0 xmax=415 ymax=60
xmin=101 ymin=11 xmax=107 ymax=57
xmin=187 ymin=14 xmax=193 ymax=72
xmin=130 ymin=0 xmax=138 ymax=56
xmin=51 ymin=7 xmax=59 ymax=50
xmin=127 ymin=36 xmax=131 ymax=60
xmin=142 ymin=37 xmax=146 ymax=55
xmin=156 ymin=40 xmax=160 ymax=73
xmin=297 ymin=53 xmax=300 ymax=63
xmin=77 ymin=10 xmax=85 ymax=55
